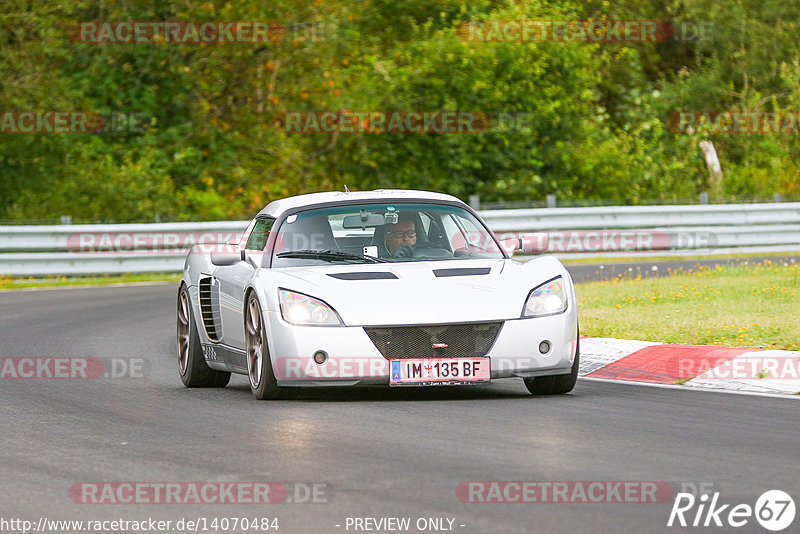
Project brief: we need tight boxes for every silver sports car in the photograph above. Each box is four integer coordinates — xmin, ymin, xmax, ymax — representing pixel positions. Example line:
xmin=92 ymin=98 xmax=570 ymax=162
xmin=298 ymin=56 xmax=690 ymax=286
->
xmin=177 ymin=189 xmax=579 ymax=399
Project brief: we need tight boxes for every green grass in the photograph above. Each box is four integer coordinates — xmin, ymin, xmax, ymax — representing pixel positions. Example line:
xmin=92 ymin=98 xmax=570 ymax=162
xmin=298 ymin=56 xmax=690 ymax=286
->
xmin=0 ymin=272 xmax=180 ymax=290
xmin=576 ymin=260 xmax=800 ymax=350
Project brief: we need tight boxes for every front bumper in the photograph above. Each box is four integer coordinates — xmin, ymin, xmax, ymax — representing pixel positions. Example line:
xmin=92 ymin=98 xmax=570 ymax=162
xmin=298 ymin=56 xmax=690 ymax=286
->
xmin=265 ymin=307 xmax=578 ymax=386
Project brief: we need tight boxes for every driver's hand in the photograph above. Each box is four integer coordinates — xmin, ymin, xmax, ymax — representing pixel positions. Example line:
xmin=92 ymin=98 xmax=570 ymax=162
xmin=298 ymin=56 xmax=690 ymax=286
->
xmin=392 ymin=245 xmax=415 ymax=258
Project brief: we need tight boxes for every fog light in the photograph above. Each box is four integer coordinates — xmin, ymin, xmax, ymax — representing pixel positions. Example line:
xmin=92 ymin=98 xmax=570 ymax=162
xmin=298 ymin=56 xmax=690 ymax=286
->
xmin=538 ymin=341 xmax=551 ymax=354
xmin=313 ymin=351 xmax=328 ymax=364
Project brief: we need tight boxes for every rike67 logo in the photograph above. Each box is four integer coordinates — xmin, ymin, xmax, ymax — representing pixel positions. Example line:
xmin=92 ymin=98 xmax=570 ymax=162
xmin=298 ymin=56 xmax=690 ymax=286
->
xmin=668 ymin=489 xmax=795 ymax=531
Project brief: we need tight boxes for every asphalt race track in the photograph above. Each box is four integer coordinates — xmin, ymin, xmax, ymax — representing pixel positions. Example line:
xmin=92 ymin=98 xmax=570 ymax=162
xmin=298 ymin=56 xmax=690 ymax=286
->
xmin=565 ymin=254 xmax=799 ymax=283
xmin=1 ymin=285 xmax=798 ymax=533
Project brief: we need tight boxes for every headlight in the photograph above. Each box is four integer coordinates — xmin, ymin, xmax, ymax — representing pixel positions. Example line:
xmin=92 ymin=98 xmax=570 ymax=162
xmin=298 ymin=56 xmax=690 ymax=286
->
xmin=522 ymin=276 xmax=568 ymax=318
xmin=278 ymin=289 xmax=344 ymax=326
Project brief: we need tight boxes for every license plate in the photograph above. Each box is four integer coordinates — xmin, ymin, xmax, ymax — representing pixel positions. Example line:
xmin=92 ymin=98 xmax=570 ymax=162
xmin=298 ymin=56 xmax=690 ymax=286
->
xmin=389 ymin=357 xmax=490 ymax=386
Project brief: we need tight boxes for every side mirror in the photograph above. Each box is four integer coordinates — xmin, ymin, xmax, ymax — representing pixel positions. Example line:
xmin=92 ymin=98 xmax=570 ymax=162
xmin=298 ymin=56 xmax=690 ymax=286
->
xmin=500 ymin=236 xmax=523 ymax=256
xmin=520 ymin=233 xmax=549 ymax=254
xmin=500 ymin=233 xmax=549 ymax=256
xmin=210 ymin=245 xmax=242 ymax=266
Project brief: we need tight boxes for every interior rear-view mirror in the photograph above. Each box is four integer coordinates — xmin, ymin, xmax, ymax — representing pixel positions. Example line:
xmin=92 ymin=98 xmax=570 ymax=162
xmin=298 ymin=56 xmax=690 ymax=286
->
xmin=342 ymin=212 xmax=386 ymax=229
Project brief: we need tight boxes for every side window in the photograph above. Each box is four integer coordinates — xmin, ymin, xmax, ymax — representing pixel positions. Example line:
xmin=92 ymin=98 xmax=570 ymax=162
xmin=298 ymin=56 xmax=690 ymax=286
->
xmin=453 ymin=213 xmax=501 ymax=252
xmin=454 ymin=214 xmax=482 ymax=245
xmin=245 ymin=218 xmax=274 ymax=250
xmin=441 ymin=214 xmax=461 ymax=249
xmin=419 ymin=212 xmax=444 ymax=247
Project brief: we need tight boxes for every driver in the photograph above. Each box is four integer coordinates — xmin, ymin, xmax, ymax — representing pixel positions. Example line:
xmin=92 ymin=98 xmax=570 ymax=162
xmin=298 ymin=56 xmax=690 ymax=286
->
xmin=384 ymin=215 xmax=417 ymax=257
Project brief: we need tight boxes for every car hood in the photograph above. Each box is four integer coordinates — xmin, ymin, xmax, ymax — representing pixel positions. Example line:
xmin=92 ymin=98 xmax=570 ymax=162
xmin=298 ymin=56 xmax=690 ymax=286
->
xmin=259 ymin=257 xmax=569 ymax=326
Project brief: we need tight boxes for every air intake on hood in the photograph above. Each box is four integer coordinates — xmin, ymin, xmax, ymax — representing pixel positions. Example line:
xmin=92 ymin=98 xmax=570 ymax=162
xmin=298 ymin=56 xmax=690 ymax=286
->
xmin=432 ymin=267 xmax=491 ymax=277
xmin=327 ymin=272 xmax=398 ymax=280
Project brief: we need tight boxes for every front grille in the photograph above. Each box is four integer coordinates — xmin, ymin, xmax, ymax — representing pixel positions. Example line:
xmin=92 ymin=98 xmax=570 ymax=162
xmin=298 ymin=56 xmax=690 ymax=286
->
xmin=365 ymin=322 xmax=503 ymax=360
xmin=198 ymin=277 xmax=222 ymax=342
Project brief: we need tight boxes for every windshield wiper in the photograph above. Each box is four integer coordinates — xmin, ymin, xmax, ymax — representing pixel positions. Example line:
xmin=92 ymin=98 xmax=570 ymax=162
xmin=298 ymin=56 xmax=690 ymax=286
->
xmin=276 ymin=249 xmax=388 ymax=263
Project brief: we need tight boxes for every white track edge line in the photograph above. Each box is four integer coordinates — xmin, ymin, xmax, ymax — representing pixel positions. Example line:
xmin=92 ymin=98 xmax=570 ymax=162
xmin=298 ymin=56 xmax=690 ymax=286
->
xmin=579 ymin=376 xmax=800 ymax=399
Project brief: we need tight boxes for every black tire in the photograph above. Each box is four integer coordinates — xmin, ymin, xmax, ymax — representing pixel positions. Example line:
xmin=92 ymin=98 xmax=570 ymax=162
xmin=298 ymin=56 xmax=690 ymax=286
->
xmin=524 ymin=337 xmax=580 ymax=396
xmin=177 ymin=285 xmax=231 ymax=388
xmin=245 ymin=293 xmax=298 ymax=400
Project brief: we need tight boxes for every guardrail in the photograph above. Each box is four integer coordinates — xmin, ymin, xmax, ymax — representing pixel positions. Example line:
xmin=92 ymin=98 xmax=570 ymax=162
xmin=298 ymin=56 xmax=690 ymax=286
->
xmin=481 ymin=202 xmax=800 ymax=230
xmin=1 ymin=202 xmax=799 ymax=275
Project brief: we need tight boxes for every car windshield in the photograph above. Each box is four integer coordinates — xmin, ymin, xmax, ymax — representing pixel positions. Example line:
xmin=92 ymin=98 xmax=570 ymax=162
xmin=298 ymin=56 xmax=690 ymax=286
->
xmin=271 ymin=202 xmax=504 ymax=267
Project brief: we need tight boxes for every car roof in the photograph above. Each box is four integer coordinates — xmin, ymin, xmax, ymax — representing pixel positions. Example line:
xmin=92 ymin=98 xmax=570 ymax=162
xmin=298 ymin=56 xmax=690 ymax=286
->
xmin=257 ymin=189 xmax=466 ymax=218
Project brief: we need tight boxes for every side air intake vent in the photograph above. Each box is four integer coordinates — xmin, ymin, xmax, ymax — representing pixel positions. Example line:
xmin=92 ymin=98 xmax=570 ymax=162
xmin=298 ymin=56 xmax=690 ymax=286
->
xmin=198 ymin=277 xmax=222 ymax=342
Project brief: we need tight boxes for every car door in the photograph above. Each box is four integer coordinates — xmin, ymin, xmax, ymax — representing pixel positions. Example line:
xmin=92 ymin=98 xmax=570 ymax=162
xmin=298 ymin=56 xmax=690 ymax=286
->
xmin=216 ymin=217 xmax=274 ymax=358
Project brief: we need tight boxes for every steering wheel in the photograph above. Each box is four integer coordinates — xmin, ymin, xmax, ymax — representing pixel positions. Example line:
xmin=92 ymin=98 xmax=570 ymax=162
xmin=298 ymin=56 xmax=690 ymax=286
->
xmin=454 ymin=243 xmax=488 ymax=257
xmin=392 ymin=244 xmax=416 ymax=258
xmin=393 ymin=244 xmax=454 ymax=260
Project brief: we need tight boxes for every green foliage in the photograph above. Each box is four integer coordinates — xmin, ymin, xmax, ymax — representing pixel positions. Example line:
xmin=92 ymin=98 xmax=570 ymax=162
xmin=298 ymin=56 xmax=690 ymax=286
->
xmin=1 ymin=0 xmax=799 ymax=221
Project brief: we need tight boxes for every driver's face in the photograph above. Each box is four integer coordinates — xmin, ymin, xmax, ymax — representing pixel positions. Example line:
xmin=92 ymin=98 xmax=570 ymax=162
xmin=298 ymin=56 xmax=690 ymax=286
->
xmin=385 ymin=219 xmax=417 ymax=254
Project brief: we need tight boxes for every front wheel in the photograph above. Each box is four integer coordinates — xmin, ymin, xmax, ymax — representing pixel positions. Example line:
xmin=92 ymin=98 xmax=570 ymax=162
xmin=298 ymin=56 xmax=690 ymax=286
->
xmin=524 ymin=338 xmax=579 ymax=396
xmin=245 ymin=294 xmax=298 ymax=400
xmin=177 ymin=285 xmax=231 ymax=388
